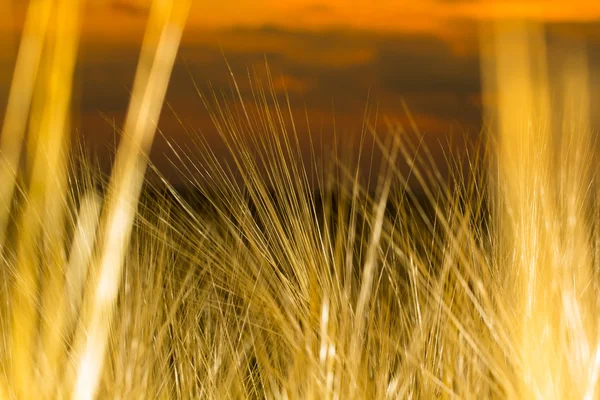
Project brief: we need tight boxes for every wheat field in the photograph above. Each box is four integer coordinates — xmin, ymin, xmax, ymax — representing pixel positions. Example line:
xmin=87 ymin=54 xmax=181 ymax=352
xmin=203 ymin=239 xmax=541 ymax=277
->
xmin=0 ymin=1 xmax=599 ymax=399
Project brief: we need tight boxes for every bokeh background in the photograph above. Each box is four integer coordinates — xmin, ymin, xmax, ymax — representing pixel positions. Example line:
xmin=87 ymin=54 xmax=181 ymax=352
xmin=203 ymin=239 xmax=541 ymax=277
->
xmin=2 ymin=1 xmax=600 ymax=184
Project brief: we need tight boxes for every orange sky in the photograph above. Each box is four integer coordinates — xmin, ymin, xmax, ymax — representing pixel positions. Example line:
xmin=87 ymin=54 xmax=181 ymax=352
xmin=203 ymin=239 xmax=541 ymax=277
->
xmin=4 ymin=1 xmax=600 ymax=43
xmin=3 ymin=1 xmax=600 ymax=66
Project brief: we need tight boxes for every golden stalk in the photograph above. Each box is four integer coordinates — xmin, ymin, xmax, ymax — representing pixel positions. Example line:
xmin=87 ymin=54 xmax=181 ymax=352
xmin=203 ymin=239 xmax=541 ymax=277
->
xmin=70 ymin=1 xmax=189 ymax=398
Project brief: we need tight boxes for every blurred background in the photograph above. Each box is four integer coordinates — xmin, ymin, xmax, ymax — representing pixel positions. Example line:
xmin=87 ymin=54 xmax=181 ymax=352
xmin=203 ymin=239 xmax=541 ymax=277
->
xmin=2 ymin=0 xmax=600 ymax=185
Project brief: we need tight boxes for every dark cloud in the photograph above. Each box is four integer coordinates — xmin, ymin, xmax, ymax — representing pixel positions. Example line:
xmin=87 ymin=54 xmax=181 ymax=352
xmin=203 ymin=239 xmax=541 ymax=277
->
xmin=69 ymin=26 xmax=485 ymax=183
xmin=375 ymin=38 xmax=480 ymax=95
xmin=303 ymin=3 xmax=333 ymax=14
xmin=176 ymin=27 xmax=481 ymax=112
xmin=110 ymin=0 xmax=149 ymax=17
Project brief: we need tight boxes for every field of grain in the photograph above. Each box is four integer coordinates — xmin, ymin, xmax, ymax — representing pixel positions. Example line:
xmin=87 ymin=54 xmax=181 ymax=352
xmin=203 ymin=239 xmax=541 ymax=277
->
xmin=1 ymin=1 xmax=599 ymax=399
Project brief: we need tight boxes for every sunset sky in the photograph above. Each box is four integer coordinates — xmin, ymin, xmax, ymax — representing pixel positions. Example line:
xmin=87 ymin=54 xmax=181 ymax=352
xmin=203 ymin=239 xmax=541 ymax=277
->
xmin=2 ymin=1 xmax=600 ymax=183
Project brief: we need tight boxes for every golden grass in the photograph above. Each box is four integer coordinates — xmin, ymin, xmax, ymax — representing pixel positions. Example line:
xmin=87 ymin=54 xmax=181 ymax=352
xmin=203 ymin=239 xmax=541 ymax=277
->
xmin=0 ymin=1 xmax=599 ymax=399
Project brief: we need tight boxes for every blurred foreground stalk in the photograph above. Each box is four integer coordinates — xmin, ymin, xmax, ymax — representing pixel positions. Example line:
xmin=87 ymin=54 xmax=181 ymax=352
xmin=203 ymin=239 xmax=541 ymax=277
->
xmin=0 ymin=0 xmax=189 ymax=398
xmin=481 ymin=21 xmax=600 ymax=398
